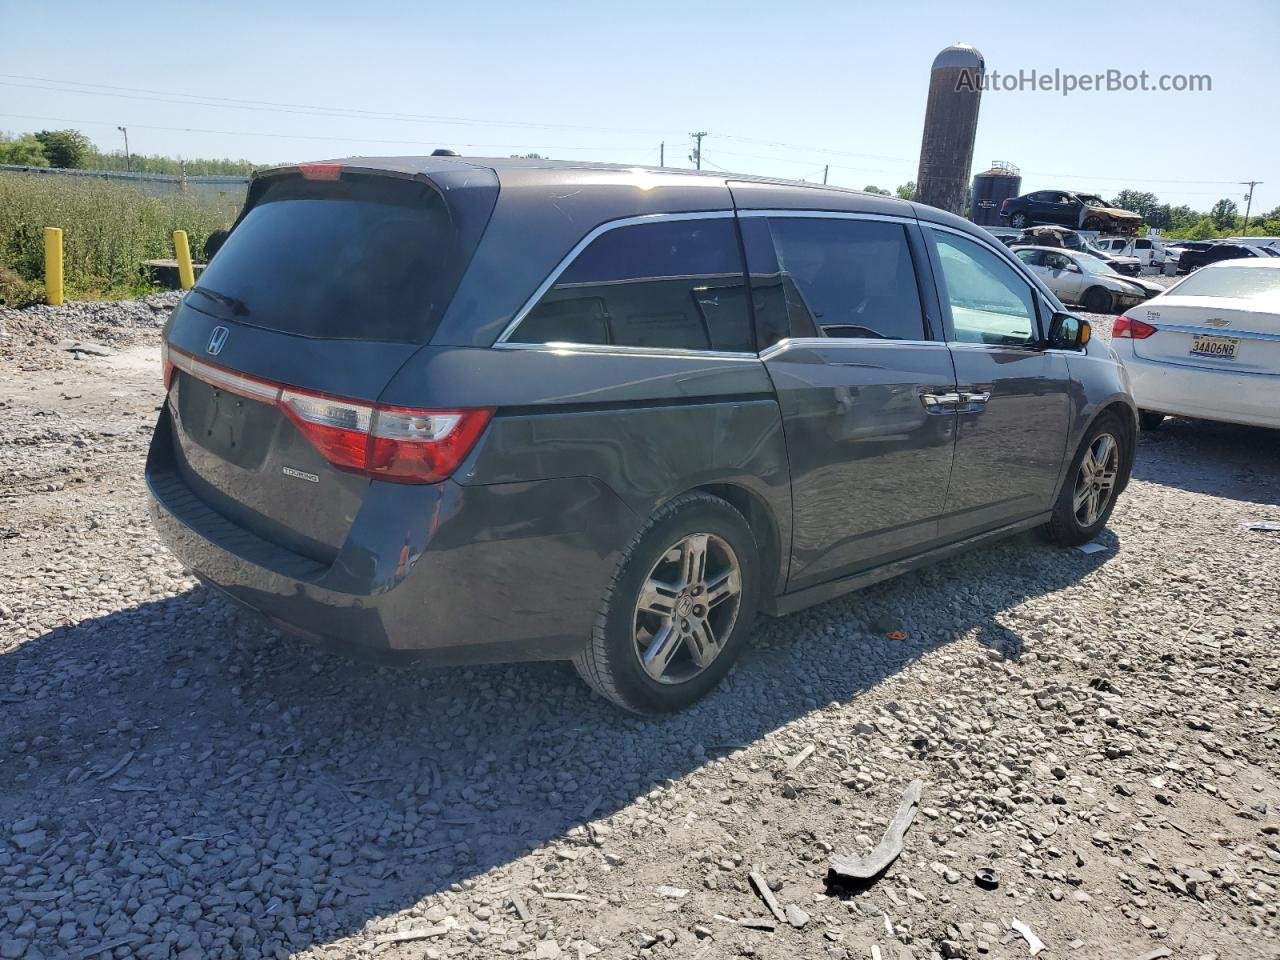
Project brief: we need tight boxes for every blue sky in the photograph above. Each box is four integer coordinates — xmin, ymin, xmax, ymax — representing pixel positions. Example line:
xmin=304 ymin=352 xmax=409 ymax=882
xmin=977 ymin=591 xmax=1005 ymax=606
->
xmin=1 ymin=0 xmax=1276 ymax=213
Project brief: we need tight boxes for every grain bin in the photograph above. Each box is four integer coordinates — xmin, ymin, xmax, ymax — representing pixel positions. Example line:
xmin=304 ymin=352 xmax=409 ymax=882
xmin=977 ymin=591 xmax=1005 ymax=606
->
xmin=915 ymin=43 xmax=984 ymax=216
xmin=971 ymin=161 xmax=1022 ymax=226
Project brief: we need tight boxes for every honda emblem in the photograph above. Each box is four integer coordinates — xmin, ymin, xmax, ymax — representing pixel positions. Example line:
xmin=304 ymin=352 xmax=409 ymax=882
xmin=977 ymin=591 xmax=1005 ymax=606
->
xmin=206 ymin=326 xmax=229 ymax=356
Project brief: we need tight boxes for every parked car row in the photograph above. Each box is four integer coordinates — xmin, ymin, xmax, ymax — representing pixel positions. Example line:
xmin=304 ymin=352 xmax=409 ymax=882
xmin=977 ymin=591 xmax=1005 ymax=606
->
xmin=1003 ymin=226 xmax=1144 ymax=276
xmin=1169 ymin=239 xmax=1280 ymax=273
xmin=1091 ymin=235 xmax=1178 ymax=272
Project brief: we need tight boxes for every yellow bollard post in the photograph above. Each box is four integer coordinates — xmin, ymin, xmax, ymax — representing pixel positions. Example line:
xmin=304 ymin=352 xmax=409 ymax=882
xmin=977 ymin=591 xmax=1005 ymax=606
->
xmin=43 ymin=227 xmax=64 ymax=305
xmin=173 ymin=230 xmax=195 ymax=290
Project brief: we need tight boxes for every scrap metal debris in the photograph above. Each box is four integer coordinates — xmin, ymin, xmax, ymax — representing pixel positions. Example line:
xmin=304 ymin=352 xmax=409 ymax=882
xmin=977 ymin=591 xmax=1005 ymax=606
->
xmin=1241 ymin=521 xmax=1280 ymax=532
xmin=748 ymin=869 xmax=787 ymax=924
xmin=828 ymin=779 xmax=923 ymax=883
xmin=1010 ymin=918 xmax=1046 ymax=956
xmin=786 ymin=743 xmax=816 ymax=770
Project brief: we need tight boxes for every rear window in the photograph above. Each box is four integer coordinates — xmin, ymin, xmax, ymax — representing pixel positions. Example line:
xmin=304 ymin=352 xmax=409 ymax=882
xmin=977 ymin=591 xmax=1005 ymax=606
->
xmin=192 ymin=173 xmax=468 ymax=343
xmin=1172 ymin=266 xmax=1280 ymax=300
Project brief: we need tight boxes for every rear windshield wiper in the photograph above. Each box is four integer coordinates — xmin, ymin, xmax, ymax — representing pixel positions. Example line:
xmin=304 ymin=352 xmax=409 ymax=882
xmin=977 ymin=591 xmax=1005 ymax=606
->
xmin=188 ymin=286 xmax=250 ymax=317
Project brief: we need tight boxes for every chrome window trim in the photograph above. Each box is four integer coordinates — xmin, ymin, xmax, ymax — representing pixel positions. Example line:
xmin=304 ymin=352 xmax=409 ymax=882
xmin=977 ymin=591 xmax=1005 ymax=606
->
xmin=493 ymin=210 xmax=737 ymax=346
xmin=491 ymin=340 xmax=760 ymax=362
xmin=759 ymin=337 xmax=947 ymax=361
xmin=737 ymin=208 xmax=915 ymax=225
xmin=946 ymin=341 xmax=1046 ymax=352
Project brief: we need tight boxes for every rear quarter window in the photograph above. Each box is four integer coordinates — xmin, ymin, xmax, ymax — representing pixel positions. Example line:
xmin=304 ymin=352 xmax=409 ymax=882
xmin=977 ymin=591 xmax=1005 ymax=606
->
xmin=192 ymin=173 xmax=469 ymax=343
xmin=508 ymin=217 xmax=753 ymax=352
xmin=767 ymin=217 xmax=926 ymax=341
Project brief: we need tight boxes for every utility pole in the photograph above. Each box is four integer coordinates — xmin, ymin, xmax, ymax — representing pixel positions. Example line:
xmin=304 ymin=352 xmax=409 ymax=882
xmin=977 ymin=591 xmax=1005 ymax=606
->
xmin=117 ymin=126 xmax=131 ymax=172
xmin=823 ymin=165 xmax=829 ymax=185
xmin=689 ymin=131 xmax=707 ymax=170
xmin=1240 ymin=180 xmax=1263 ymax=234
xmin=660 ymin=142 xmax=664 ymax=168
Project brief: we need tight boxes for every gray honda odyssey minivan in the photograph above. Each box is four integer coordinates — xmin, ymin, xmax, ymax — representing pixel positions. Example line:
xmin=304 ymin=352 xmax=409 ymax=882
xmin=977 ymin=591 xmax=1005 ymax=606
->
xmin=147 ymin=156 xmax=1137 ymax=713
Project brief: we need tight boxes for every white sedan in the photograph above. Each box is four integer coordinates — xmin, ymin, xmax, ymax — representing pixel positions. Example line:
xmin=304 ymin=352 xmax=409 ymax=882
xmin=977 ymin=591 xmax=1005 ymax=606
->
xmin=1110 ymin=259 xmax=1280 ymax=430
xmin=1014 ymin=246 xmax=1164 ymax=313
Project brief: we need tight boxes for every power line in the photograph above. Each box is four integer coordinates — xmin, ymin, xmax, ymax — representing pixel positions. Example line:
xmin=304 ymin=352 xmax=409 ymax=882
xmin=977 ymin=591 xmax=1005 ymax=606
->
xmin=0 ymin=112 xmax=650 ymax=154
xmin=4 ymin=73 xmax=1258 ymax=192
xmin=0 ymin=75 xmax=676 ymax=136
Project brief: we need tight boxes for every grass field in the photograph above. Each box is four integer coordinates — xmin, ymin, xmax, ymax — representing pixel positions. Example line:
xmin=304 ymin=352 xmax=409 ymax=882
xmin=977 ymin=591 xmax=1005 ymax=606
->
xmin=0 ymin=173 xmax=239 ymax=304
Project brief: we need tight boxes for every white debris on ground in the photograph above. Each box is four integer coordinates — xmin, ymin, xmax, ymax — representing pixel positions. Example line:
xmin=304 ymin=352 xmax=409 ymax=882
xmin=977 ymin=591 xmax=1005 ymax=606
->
xmin=0 ymin=295 xmax=1277 ymax=960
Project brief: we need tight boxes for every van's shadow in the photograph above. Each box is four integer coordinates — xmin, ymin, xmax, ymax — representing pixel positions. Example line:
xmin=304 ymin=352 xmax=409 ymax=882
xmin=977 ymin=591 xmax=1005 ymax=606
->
xmin=2 ymin=531 xmax=1111 ymax=956
xmin=1132 ymin=417 xmax=1280 ymax=507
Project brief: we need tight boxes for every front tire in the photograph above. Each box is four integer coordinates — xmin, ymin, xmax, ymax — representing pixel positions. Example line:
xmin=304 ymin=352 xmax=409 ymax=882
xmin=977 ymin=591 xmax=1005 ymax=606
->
xmin=573 ymin=493 xmax=759 ymax=714
xmin=1082 ymin=286 xmax=1113 ymax=313
xmin=1047 ymin=413 xmax=1128 ymax=546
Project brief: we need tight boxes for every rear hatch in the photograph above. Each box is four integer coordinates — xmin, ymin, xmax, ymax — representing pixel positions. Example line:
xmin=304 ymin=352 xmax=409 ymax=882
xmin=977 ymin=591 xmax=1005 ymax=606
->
xmin=1128 ymin=266 xmax=1280 ymax=376
xmin=162 ymin=163 xmax=497 ymax=563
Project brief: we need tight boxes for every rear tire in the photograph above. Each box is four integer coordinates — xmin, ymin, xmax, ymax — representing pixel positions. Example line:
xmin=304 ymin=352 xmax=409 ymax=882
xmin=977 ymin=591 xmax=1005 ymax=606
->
xmin=1010 ymin=211 xmax=1029 ymax=229
xmin=1139 ymin=411 xmax=1166 ymax=431
xmin=1082 ymin=287 xmax=1113 ymax=313
xmin=572 ymin=492 xmax=759 ymax=714
xmin=1047 ymin=413 xmax=1128 ymax=546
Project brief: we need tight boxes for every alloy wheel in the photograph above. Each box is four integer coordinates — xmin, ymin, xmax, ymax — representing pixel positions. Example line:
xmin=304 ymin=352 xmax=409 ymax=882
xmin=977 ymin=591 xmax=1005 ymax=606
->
xmin=633 ymin=533 xmax=742 ymax=685
xmin=1073 ymin=432 xmax=1120 ymax=527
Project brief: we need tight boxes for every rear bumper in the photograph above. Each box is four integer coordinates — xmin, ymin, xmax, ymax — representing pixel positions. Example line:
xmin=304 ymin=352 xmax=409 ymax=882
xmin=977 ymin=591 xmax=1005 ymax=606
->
xmin=1116 ymin=343 xmax=1280 ymax=429
xmin=146 ymin=409 xmax=638 ymax=662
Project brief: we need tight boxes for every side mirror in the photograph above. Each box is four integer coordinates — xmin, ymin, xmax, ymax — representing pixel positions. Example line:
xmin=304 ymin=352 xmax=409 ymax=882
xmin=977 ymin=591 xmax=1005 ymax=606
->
xmin=1048 ymin=312 xmax=1091 ymax=350
xmin=1067 ymin=263 xmax=1082 ymax=273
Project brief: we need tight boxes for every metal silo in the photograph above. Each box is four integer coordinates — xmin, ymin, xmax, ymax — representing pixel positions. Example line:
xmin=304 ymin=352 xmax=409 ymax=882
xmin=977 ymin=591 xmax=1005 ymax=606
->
xmin=971 ymin=161 xmax=1022 ymax=226
xmin=915 ymin=43 xmax=984 ymax=216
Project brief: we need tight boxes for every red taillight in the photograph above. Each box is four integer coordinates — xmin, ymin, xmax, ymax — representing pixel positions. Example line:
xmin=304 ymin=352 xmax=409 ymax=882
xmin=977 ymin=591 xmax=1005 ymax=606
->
xmin=168 ymin=347 xmax=491 ymax=484
xmin=1000 ymin=198 xmax=1010 ymax=211
xmin=1112 ymin=314 xmax=1157 ymax=339
xmin=297 ymin=163 xmax=342 ymax=181
xmin=367 ymin=407 xmax=494 ymax=483
xmin=162 ymin=341 xmax=175 ymax=390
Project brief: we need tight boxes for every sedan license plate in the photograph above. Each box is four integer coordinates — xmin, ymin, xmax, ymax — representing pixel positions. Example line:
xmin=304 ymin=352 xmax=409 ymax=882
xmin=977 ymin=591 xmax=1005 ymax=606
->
xmin=1189 ymin=334 xmax=1239 ymax=361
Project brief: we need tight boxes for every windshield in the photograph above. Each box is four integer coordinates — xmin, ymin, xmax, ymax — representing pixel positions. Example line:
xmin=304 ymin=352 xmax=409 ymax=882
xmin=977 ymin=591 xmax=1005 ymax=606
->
xmin=1075 ymin=253 xmax=1117 ymax=276
xmin=193 ymin=173 xmax=469 ymax=343
xmin=1080 ymin=195 xmax=1108 ymax=208
xmin=1172 ymin=266 xmax=1280 ymax=300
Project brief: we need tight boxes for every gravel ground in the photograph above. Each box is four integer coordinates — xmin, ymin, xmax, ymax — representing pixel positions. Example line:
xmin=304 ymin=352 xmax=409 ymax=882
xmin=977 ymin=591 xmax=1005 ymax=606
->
xmin=1 ymin=295 xmax=1277 ymax=960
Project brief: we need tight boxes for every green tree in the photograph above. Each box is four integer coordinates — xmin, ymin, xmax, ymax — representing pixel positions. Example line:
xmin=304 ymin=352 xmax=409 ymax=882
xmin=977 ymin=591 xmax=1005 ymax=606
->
xmin=1185 ymin=217 xmax=1219 ymax=240
xmin=33 ymin=129 xmax=92 ymax=168
xmin=1110 ymin=190 xmax=1161 ymax=220
xmin=895 ymin=181 xmax=917 ymax=201
xmin=0 ymin=133 xmax=49 ymax=166
xmin=1209 ymin=197 xmax=1239 ymax=230
xmin=1165 ymin=205 xmax=1200 ymax=231
xmin=863 ymin=184 xmax=890 ymax=195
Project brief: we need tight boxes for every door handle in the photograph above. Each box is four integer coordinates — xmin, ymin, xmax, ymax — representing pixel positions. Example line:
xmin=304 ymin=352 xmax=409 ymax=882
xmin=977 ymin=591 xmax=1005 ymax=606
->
xmin=956 ymin=389 xmax=992 ymax=414
xmin=919 ymin=390 xmax=962 ymax=414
